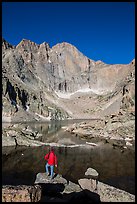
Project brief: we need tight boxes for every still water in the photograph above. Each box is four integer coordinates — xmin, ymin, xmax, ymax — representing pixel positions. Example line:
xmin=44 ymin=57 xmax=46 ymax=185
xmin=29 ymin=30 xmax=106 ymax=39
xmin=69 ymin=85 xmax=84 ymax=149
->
xmin=2 ymin=120 xmax=135 ymax=195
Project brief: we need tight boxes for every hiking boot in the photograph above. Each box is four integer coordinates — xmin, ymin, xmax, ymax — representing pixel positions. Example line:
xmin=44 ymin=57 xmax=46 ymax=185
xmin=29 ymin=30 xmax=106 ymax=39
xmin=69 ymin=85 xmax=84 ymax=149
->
xmin=50 ymin=174 xmax=54 ymax=180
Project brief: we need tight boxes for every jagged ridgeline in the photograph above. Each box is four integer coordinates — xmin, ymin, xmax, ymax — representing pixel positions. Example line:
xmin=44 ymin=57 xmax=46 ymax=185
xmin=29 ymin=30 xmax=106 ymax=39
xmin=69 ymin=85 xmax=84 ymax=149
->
xmin=2 ymin=38 xmax=135 ymax=122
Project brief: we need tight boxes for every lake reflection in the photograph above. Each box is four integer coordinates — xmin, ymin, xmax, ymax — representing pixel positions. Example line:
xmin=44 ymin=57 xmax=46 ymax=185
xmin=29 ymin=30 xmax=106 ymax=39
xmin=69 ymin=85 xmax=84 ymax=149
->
xmin=2 ymin=120 xmax=89 ymax=144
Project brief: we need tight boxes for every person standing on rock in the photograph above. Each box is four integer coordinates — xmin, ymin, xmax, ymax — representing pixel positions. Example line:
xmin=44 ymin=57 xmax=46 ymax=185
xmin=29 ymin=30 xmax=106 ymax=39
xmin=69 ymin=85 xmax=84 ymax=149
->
xmin=44 ymin=146 xmax=58 ymax=179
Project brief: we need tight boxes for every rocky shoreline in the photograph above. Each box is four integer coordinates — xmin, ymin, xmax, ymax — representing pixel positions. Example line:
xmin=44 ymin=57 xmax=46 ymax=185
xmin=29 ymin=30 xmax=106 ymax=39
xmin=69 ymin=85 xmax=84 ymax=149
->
xmin=2 ymin=111 xmax=135 ymax=151
xmin=2 ymin=171 xmax=135 ymax=202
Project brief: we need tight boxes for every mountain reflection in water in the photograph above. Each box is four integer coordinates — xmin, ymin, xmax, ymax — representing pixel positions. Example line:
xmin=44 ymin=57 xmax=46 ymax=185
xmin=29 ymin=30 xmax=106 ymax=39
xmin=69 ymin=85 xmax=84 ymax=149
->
xmin=2 ymin=121 xmax=135 ymax=195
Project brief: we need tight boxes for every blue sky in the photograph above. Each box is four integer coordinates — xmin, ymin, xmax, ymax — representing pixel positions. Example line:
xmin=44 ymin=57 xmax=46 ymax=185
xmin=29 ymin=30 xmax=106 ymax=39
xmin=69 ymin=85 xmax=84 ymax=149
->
xmin=2 ymin=2 xmax=135 ymax=64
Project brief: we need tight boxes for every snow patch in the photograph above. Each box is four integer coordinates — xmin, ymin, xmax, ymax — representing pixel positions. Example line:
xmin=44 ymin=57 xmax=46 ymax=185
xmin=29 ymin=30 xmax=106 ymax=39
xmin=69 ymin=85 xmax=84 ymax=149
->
xmin=55 ymin=91 xmax=73 ymax=99
xmin=26 ymin=105 xmax=29 ymax=111
xmin=35 ymin=113 xmax=51 ymax=121
xmin=55 ymin=88 xmax=108 ymax=99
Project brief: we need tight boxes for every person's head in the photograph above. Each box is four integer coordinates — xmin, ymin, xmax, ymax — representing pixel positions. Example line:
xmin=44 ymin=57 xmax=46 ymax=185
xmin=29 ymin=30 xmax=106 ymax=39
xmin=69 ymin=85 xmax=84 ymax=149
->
xmin=50 ymin=146 xmax=54 ymax=152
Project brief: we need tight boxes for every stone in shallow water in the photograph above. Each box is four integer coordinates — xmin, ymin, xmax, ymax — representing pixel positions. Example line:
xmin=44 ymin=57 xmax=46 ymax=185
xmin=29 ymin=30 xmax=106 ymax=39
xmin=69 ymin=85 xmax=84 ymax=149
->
xmin=35 ymin=172 xmax=68 ymax=185
xmin=85 ymin=168 xmax=99 ymax=179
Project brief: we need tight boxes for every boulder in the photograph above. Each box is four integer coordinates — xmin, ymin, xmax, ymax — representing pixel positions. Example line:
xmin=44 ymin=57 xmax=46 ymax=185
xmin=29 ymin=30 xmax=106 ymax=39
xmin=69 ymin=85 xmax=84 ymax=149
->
xmin=78 ymin=168 xmax=99 ymax=192
xmin=85 ymin=167 xmax=99 ymax=179
xmin=2 ymin=185 xmax=42 ymax=202
xmin=35 ymin=172 xmax=68 ymax=185
xmin=78 ymin=178 xmax=97 ymax=192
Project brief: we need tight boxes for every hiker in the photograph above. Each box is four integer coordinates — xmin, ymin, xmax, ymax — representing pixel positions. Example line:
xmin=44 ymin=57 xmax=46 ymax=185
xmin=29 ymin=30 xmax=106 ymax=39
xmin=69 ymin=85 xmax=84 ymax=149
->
xmin=44 ymin=146 xmax=58 ymax=179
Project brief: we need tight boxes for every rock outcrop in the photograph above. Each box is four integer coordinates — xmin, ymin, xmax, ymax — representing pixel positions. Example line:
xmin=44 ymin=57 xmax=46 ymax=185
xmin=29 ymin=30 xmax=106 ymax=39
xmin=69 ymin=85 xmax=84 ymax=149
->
xmin=78 ymin=168 xmax=99 ymax=192
xmin=2 ymin=171 xmax=135 ymax=202
xmin=34 ymin=172 xmax=101 ymax=202
xmin=2 ymin=38 xmax=135 ymax=121
xmin=2 ymin=185 xmax=42 ymax=202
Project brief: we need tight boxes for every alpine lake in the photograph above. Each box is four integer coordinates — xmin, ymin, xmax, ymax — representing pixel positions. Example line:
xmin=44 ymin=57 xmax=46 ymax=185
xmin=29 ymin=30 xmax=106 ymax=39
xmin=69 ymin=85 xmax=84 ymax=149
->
xmin=2 ymin=120 xmax=135 ymax=195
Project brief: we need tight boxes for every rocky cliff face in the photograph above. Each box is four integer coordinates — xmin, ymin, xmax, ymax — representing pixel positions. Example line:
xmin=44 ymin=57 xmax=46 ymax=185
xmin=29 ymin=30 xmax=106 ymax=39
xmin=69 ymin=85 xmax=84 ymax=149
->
xmin=2 ymin=38 xmax=135 ymax=121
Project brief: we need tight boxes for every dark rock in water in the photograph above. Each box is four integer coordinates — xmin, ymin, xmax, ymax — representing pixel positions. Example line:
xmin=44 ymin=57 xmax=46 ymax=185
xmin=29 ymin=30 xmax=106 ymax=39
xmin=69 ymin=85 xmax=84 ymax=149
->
xmin=61 ymin=189 xmax=101 ymax=203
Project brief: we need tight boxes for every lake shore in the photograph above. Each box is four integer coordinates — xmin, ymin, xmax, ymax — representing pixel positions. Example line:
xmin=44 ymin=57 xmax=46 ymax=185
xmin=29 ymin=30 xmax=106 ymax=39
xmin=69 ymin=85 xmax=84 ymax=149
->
xmin=2 ymin=112 xmax=135 ymax=202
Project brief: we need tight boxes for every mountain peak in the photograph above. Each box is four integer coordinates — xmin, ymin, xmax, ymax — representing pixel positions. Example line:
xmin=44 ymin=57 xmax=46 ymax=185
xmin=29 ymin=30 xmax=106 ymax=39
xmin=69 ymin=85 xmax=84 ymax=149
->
xmin=16 ymin=39 xmax=39 ymax=48
xmin=52 ymin=41 xmax=76 ymax=50
xmin=2 ymin=38 xmax=14 ymax=49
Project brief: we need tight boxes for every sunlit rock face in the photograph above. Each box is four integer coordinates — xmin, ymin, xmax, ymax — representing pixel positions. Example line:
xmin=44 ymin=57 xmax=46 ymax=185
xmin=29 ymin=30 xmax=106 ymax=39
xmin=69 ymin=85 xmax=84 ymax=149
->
xmin=2 ymin=185 xmax=42 ymax=202
xmin=2 ymin=38 xmax=135 ymax=121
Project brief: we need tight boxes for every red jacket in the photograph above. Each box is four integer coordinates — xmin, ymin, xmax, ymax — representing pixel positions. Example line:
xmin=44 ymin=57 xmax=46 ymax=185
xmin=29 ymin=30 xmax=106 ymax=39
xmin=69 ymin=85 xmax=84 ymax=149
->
xmin=44 ymin=151 xmax=57 ymax=166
